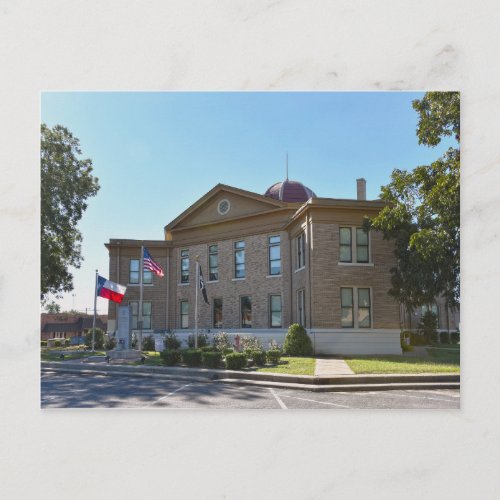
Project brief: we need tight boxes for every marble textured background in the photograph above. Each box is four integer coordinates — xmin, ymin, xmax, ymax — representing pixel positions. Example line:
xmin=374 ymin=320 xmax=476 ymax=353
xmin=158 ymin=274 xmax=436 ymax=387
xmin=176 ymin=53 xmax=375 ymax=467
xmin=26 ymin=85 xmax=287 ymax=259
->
xmin=1 ymin=1 xmax=500 ymax=498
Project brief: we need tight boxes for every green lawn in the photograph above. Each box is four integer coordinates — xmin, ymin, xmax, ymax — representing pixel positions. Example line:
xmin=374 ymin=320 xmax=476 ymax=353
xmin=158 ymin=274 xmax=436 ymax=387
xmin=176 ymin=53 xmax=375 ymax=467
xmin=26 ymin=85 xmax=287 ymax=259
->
xmin=41 ymin=350 xmax=106 ymax=361
xmin=344 ymin=349 xmax=460 ymax=374
xmin=136 ymin=351 xmax=163 ymax=366
xmin=256 ymin=357 xmax=316 ymax=376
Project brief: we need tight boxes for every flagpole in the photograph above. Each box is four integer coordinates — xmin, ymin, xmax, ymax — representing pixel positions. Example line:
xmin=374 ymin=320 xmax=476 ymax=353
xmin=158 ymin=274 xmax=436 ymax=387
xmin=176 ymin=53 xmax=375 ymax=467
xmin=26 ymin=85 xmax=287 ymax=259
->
xmin=92 ymin=269 xmax=98 ymax=352
xmin=195 ymin=258 xmax=199 ymax=349
xmin=138 ymin=245 xmax=144 ymax=352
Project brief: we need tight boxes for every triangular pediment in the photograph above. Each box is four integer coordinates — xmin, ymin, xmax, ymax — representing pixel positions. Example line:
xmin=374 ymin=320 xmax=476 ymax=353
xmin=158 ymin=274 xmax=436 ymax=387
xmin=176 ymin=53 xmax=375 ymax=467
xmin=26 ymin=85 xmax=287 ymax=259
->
xmin=165 ymin=184 xmax=288 ymax=232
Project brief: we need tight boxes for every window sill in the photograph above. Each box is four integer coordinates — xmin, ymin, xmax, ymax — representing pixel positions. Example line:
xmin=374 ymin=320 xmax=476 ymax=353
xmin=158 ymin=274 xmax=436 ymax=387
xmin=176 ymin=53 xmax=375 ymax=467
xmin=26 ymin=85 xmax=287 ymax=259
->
xmin=207 ymin=280 xmax=219 ymax=284
xmin=178 ymin=283 xmax=190 ymax=286
xmin=232 ymin=278 xmax=246 ymax=281
xmin=338 ymin=262 xmax=374 ymax=267
xmin=266 ymin=274 xmax=282 ymax=279
xmin=294 ymin=267 xmax=305 ymax=273
xmin=127 ymin=283 xmax=154 ymax=286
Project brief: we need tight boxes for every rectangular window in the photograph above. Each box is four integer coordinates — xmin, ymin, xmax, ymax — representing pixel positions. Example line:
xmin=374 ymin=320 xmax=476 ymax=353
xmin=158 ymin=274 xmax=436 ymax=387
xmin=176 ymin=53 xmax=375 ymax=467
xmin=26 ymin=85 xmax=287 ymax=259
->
xmin=130 ymin=301 xmax=152 ymax=330
xmin=213 ymin=298 xmax=223 ymax=328
xmin=241 ymin=296 xmax=252 ymax=328
xmin=180 ymin=249 xmax=189 ymax=283
xmin=270 ymin=295 xmax=282 ymax=328
xmin=297 ymin=289 xmax=305 ymax=326
xmin=268 ymin=235 xmax=281 ymax=275
xmin=358 ymin=288 xmax=371 ymax=328
xmin=339 ymin=227 xmax=370 ymax=263
xmin=180 ymin=300 xmax=189 ymax=329
xmin=356 ymin=229 xmax=369 ymax=263
xmin=209 ymin=244 xmax=218 ymax=281
xmin=129 ymin=259 xmax=152 ymax=284
xmin=340 ymin=288 xmax=354 ymax=328
xmin=340 ymin=287 xmax=372 ymax=328
xmin=234 ymin=241 xmax=245 ymax=278
xmin=297 ymin=232 xmax=305 ymax=269
xmin=339 ymin=228 xmax=352 ymax=262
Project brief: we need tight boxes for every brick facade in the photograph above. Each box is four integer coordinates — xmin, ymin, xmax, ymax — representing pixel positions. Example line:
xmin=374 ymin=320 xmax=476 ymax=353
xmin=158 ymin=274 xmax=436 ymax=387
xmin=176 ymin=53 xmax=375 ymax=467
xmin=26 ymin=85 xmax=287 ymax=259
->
xmin=104 ymin=184 xmax=404 ymax=352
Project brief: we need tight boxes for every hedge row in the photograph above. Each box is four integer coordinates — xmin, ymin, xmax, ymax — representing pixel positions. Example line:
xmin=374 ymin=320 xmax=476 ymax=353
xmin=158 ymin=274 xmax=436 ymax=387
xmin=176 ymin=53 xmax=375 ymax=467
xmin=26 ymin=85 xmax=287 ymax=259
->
xmin=160 ymin=348 xmax=282 ymax=370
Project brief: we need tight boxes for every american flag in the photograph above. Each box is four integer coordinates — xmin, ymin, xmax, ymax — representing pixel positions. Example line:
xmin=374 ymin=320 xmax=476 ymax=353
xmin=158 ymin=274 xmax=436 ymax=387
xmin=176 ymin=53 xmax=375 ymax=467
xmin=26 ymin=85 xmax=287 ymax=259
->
xmin=143 ymin=247 xmax=164 ymax=277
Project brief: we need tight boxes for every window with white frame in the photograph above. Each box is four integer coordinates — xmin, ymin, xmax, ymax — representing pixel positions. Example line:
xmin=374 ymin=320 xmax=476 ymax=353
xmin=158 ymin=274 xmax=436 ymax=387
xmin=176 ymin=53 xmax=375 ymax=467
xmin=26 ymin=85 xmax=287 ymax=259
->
xmin=268 ymin=236 xmax=281 ymax=275
xmin=180 ymin=300 xmax=189 ymax=329
xmin=297 ymin=289 xmax=305 ymax=326
xmin=340 ymin=287 xmax=371 ymax=328
xmin=297 ymin=232 xmax=305 ymax=269
xmin=234 ymin=241 xmax=245 ymax=278
xmin=213 ymin=298 xmax=223 ymax=328
xmin=129 ymin=259 xmax=152 ymax=284
xmin=180 ymin=249 xmax=189 ymax=283
xmin=130 ymin=301 xmax=152 ymax=330
xmin=269 ymin=295 xmax=282 ymax=328
xmin=241 ymin=296 xmax=252 ymax=328
xmin=339 ymin=227 xmax=370 ymax=263
xmin=208 ymin=244 xmax=218 ymax=281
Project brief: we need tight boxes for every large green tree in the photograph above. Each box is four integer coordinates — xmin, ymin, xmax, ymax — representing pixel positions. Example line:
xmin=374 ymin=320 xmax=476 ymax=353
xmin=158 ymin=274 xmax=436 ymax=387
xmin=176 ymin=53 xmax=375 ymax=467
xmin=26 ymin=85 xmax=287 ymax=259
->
xmin=366 ymin=92 xmax=460 ymax=312
xmin=41 ymin=124 xmax=100 ymax=301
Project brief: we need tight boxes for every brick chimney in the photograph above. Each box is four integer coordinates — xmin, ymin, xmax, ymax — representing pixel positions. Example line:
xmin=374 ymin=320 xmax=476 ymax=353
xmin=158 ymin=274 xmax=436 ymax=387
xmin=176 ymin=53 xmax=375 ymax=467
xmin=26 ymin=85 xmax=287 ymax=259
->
xmin=356 ymin=178 xmax=366 ymax=201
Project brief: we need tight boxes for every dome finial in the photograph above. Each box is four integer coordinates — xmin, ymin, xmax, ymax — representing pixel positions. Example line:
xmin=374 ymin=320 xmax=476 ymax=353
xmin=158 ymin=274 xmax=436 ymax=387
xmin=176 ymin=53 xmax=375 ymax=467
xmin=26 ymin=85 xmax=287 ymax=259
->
xmin=286 ymin=153 xmax=289 ymax=181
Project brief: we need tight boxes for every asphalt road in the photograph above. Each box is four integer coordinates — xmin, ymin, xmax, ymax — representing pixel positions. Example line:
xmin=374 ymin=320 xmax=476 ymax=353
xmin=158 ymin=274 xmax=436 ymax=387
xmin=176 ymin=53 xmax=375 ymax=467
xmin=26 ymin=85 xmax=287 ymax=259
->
xmin=40 ymin=370 xmax=460 ymax=409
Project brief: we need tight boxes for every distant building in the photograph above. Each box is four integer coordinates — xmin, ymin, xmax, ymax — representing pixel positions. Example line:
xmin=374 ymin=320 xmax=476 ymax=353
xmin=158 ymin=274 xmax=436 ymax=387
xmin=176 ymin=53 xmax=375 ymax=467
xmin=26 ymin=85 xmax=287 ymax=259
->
xmin=41 ymin=313 xmax=108 ymax=343
xmin=104 ymin=177 xmax=408 ymax=355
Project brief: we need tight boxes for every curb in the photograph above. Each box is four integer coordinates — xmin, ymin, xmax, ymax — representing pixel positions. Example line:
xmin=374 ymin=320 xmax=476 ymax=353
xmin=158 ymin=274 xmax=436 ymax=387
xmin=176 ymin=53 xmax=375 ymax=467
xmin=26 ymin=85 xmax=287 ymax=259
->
xmin=41 ymin=361 xmax=460 ymax=392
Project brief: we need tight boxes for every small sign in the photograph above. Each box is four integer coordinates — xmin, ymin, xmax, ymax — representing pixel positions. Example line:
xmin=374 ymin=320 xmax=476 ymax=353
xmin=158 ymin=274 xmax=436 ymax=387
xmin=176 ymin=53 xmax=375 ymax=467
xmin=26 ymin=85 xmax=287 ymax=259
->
xmin=154 ymin=333 xmax=164 ymax=352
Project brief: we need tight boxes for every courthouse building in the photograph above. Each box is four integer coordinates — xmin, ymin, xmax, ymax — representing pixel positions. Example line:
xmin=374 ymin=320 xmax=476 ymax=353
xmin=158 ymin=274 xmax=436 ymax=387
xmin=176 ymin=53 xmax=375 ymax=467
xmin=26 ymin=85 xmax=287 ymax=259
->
xmin=105 ymin=177 xmax=404 ymax=354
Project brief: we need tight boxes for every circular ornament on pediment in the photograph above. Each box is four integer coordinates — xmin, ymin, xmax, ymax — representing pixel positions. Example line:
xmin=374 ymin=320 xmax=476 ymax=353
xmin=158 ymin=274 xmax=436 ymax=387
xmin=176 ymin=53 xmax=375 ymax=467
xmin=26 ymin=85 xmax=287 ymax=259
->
xmin=217 ymin=199 xmax=231 ymax=215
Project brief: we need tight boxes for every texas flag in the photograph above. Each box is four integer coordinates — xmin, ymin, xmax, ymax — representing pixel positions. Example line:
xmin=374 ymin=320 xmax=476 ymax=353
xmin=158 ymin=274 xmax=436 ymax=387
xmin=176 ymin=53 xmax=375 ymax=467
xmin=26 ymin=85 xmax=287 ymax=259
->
xmin=97 ymin=275 xmax=126 ymax=303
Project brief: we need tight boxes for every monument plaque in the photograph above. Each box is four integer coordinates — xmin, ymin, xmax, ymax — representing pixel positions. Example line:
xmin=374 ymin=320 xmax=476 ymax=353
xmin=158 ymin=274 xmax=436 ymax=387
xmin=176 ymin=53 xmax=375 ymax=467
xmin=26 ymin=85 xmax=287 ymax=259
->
xmin=117 ymin=305 xmax=132 ymax=350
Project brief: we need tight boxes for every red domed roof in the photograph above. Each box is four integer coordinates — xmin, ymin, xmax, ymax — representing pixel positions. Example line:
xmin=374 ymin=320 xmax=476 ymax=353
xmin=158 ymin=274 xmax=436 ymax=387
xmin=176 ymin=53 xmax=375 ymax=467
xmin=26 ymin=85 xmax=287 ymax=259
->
xmin=264 ymin=179 xmax=316 ymax=203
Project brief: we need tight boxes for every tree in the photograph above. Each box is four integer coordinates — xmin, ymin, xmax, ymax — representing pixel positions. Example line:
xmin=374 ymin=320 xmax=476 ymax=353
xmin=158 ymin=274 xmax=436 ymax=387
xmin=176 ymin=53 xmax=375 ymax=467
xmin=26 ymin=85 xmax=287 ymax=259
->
xmin=44 ymin=301 xmax=61 ymax=313
xmin=366 ymin=92 xmax=460 ymax=313
xmin=41 ymin=124 xmax=100 ymax=302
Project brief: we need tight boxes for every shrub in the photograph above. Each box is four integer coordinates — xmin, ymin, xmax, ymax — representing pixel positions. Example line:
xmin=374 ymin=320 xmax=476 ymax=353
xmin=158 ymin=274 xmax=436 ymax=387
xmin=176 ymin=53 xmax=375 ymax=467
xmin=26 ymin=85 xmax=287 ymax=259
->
xmin=64 ymin=339 xmax=70 ymax=346
xmin=105 ymin=337 xmax=116 ymax=350
xmin=54 ymin=340 xmax=62 ymax=347
xmin=283 ymin=323 xmax=313 ymax=356
xmin=225 ymin=353 xmax=248 ymax=370
xmin=418 ymin=311 xmax=438 ymax=344
xmin=84 ymin=328 xmax=105 ymax=349
xmin=164 ymin=332 xmax=181 ymax=350
xmin=439 ymin=331 xmax=450 ymax=344
xmin=401 ymin=340 xmax=414 ymax=352
xmin=202 ymin=351 xmax=222 ymax=368
xmin=187 ymin=333 xmax=208 ymax=348
xmin=249 ymin=350 xmax=266 ymax=366
xmin=266 ymin=349 xmax=282 ymax=365
xmin=161 ymin=349 xmax=181 ymax=366
xmin=181 ymin=349 xmax=202 ymax=367
xmin=240 ymin=336 xmax=261 ymax=352
xmin=222 ymin=347 xmax=234 ymax=356
xmin=400 ymin=331 xmax=413 ymax=352
xmin=200 ymin=345 xmax=216 ymax=352
xmin=450 ymin=331 xmax=460 ymax=344
xmin=41 ymin=341 xmax=47 ymax=347
xmin=213 ymin=331 xmax=231 ymax=351
xmin=142 ymin=335 xmax=155 ymax=351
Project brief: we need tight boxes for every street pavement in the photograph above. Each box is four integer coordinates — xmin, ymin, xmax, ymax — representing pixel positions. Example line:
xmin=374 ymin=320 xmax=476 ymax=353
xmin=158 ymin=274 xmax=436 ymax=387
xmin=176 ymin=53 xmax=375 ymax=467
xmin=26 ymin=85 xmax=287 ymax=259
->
xmin=41 ymin=370 xmax=460 ymax=409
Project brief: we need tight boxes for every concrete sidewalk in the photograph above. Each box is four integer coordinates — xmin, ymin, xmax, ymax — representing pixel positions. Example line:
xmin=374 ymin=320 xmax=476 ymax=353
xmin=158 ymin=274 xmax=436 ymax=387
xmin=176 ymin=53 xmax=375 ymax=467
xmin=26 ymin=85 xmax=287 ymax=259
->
xmin=315 ymin=358 xmax=354 ymax=376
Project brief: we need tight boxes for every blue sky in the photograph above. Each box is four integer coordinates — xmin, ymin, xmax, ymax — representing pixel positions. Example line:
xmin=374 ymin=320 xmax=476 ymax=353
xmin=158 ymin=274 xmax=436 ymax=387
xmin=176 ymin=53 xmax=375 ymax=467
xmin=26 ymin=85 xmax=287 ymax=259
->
xmin=41 ymin=91 xmax=455 ymax=313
